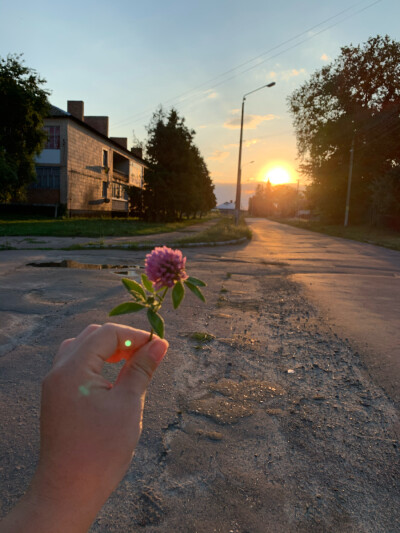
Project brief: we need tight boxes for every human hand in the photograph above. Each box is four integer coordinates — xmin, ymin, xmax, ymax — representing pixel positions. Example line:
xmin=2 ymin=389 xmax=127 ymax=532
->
xmin=1 ymin=323 xmax=168 ymax=533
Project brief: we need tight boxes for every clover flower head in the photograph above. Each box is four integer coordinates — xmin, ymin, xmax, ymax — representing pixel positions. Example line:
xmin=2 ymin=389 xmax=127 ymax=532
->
xmin=145 ymin=246 xmax=188 ymax=290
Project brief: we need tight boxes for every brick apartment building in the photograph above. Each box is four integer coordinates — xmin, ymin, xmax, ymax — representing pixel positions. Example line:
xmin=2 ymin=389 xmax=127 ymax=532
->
xmin=28 ymin=100 xmax=146 ymax=216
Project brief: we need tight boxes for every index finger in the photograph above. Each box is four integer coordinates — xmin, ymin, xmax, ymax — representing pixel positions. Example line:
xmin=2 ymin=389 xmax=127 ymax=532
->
xmin=71 ymin=322 xmax=152 ymax=373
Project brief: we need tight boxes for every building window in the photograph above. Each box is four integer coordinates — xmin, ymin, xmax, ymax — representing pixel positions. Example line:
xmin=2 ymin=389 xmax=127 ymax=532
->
xmin=44 ymin=126 xmax=60 ymax=149
xmin=102 ymin=181 xmax=108 ymax=198
xmin=112 ymin=182 xmax=127 ymax=200
xmin=33 ymin=167 xmax=61 ymax=189
xmin=103 ymin=150 xmax=108 ymax=168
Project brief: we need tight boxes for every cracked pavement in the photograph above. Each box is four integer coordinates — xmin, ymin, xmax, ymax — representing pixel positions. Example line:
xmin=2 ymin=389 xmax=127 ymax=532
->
xmin=0 ymin=219 xmax=399 ymax=532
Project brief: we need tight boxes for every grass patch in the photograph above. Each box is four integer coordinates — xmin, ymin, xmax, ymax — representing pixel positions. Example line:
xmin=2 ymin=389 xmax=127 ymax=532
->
xmin=0 ymin=215 xmax=214 ymax=238
xmin=62 ymin=242 xmax=143 ymax=251
xmin=177 ymin=216 xmax=251 ymax=245
xmin=275 ymin=219 xmax=400 ymax=251
xmin=190 ymin=332 xmax=216 ymax=342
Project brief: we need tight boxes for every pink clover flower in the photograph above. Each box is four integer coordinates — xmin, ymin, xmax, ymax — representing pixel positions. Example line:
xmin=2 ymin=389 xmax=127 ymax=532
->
xmin=145 ymin=246 xmax=188 ymax=290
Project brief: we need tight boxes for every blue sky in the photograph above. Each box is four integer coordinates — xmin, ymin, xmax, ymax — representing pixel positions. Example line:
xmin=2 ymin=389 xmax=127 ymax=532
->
xmin=1 ymin=0 xmax=399 ymax=205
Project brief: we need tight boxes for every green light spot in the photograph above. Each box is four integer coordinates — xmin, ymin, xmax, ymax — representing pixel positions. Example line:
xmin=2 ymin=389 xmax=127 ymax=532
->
xmin=78 ymin=385 xmax=90 ymax=397
xmin=124 ymin=340 xmax=132 ymax=348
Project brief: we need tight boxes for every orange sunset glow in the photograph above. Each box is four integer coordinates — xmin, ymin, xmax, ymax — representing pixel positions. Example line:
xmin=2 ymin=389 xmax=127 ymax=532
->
xmin=260 ymin=163 xmax=296 ymax=186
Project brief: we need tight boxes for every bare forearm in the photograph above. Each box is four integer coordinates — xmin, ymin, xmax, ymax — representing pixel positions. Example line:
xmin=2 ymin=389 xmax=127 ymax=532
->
xmin=0 ymin=324 xmax=168 ymax=533
xmin=0 ymin=475 xmax=102 ymax=533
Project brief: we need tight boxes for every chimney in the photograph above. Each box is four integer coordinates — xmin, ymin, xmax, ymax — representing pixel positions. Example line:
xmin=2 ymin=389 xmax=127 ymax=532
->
xmin=84 ymin=116 xmax=109 ymax=137
xmin=110 ymin=137 xmax=128 ymax=150
xmin=130 ymin=146 xmax=143 ymax=159
xmin=67 ymin=101 xmax=84 ymax=121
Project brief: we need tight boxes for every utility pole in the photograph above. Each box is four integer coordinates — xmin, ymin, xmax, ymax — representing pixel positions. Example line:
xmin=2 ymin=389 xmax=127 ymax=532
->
xmin=344 ymin=136 xmax=355 ymax=227
xmin=235 ymin=97 xmax=245 ymax=226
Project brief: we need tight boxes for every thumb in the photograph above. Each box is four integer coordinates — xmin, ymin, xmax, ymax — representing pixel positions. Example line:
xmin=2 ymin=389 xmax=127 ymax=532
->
xmin=116 ymin=337 xmax=168 ymax=397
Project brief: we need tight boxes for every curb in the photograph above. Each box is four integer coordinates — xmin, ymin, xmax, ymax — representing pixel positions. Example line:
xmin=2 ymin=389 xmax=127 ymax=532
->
xmin=175 ymin=236 xmax=250 ymax=248
xmin=83 ymin=236 xmax=250 ymax=250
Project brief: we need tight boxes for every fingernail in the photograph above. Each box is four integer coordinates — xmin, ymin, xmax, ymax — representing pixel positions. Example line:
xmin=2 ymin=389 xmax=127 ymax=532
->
xmin=148 ymin=339 xmax=168 ymax=363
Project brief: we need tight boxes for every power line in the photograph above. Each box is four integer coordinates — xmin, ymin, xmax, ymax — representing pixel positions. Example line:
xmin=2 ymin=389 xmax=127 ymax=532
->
xmin=169 ymin=0 xmax=384 ymax=121
xmin=112 ymin=1 xmax=362 ymax=128
xmin=111 ymin=0 xmax=383 ymax=131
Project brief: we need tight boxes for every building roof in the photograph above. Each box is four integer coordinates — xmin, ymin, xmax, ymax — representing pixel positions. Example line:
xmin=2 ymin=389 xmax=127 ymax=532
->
xmin=46 ymin=103 xmax=148 ymax=167
xmin=217 ymin=201 xmax=235 ymax=210
xmin=49 ymin=104 xmax=70 ymax=117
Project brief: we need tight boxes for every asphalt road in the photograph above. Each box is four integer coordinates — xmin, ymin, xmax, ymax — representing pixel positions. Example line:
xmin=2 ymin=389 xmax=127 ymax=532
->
xmin=0 ymin=222 xmax=399 ymax=532
xmin=235 ymin=218 xmax=400 ymax=404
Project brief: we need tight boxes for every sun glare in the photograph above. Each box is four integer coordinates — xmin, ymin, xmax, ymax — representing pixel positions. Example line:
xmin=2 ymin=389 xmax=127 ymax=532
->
xmin=265 ymin=167 xmax=291 ymax=186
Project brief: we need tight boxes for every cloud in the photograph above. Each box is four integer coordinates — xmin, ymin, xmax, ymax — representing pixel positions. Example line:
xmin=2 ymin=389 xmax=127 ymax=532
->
xmin=223 ymin=143 xmax=238 ymax=149
xmin=244 ymin=138 xmax=259 ymax=148
xmin=280 ymin=68 xmax=306 ymax=81
xmin=320 ymin=53 xmax=329 ymax=61
xmin=206 ymin=91 xmax=218 ymax=99
xmin=223 ymin=138 xmax=260 ymax=149
xmin=224 ymin=111 xmax=277 ymax=130
xmin=210 ymin=171 xmax=225 ymax=179
xmin=208 ymin=150 xmax=230 ymax=161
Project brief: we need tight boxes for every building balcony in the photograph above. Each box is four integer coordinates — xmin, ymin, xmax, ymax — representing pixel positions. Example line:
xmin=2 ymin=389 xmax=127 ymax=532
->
xmin=112 ymin=199 xmax=128 ymax=212
xmin=113 ymin=168 xmax=129 ymax=182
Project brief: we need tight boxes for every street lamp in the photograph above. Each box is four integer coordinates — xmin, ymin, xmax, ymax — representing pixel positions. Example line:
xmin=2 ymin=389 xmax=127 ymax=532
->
xmin=235 ymin=82 xmax=276 ymax=225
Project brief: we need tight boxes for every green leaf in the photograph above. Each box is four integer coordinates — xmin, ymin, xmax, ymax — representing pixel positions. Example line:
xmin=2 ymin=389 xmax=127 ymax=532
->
xmin=121 ymin=278 xmax=146 ymax=300
xmin=186 ymin=276 xmax=206 ymax=287
xmin=184 ymin=281 xmax=206 ymax=303
xmin=172 ymin=281 xmax=185 ymax=309
xmin=109 ymin=302 xmax=146 ymax=316
xmin=147 ymin=309 xmax=165 ymax=338
xmin=141 ymin=273 xmax=155 ymax=292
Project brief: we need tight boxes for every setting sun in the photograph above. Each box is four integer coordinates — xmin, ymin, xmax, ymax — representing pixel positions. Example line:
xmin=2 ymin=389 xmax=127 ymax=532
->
xmin=264 ymin=167 xmax=291 ymax=186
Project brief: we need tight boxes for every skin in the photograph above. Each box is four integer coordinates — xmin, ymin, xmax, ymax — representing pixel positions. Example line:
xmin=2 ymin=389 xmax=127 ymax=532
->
xmin=0 ymin=323 xmax=169 ymax=533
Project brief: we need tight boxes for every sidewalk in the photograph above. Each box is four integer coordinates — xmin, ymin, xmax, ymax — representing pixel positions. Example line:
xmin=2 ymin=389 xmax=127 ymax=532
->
xmin=0 ymin=218 xmax=219 ymax=250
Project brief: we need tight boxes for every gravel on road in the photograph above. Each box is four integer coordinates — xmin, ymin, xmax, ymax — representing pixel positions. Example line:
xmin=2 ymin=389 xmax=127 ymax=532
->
xmin=0 ymin=247 xmax=399 ymax=532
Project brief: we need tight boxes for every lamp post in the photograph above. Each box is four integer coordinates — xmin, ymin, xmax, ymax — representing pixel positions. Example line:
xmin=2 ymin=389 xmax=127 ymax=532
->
xmin=235 ymin=82 xmax=276 ymax=225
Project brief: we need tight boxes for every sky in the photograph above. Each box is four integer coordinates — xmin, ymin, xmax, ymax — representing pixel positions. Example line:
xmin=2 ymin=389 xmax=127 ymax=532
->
xmin=1 ymin=0 xmax=399 ymax=207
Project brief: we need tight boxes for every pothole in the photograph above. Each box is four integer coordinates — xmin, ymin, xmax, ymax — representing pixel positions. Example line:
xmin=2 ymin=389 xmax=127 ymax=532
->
xmin=27 ymin=260 xmax=142 ymax=279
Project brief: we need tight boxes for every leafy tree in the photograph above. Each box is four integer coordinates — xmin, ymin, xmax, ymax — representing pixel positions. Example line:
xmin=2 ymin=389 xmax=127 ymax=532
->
xmin=143 ymin=107 xmax=216 ymax=221
xmin=273 ymin=184 xmax=299 ymax=217
xmin=248 ymin=182 xmax=299 ymax=218
xmin=248 ymin=180 xmax=274 ymax=217
xmin=369 ymin=166 xmax=400 ymax=225
xmin=288 ymin=35 xmax=400 ymax=223
xmin=0 ymin=54 xmax=50 ymax=203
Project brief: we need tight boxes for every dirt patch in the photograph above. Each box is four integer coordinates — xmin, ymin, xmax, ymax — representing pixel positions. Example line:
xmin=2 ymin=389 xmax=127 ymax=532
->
xmin=188 ymin=378 xmax=286 ymax=424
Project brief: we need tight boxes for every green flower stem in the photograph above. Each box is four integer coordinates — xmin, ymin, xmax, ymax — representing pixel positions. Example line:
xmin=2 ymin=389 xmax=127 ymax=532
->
xmin=148 ymin=286 xmax=168 ymax=340
xmin=157 ymin=287 xmax=168 ymax=306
